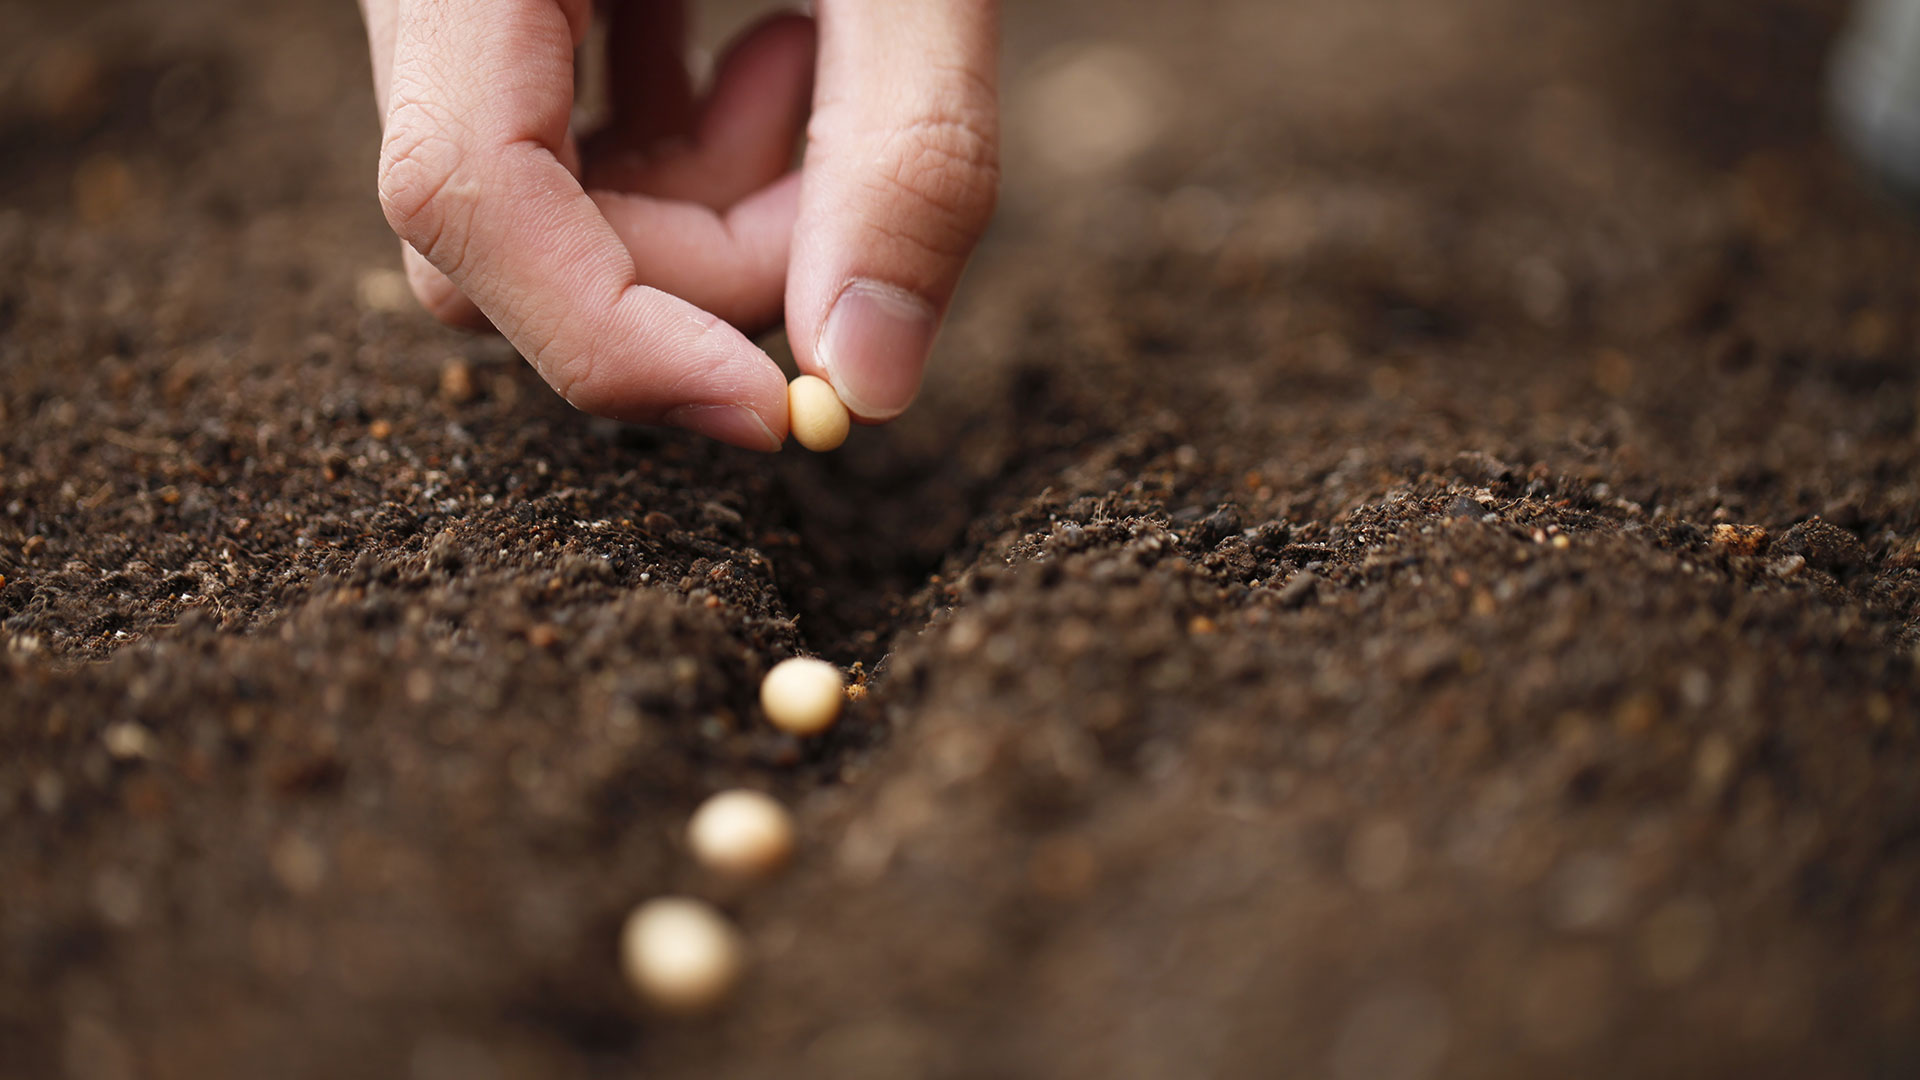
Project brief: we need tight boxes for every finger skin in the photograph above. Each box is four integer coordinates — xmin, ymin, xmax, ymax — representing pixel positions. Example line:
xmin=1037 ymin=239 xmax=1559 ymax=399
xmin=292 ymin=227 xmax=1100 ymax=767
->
xmin=786 ymin=0 xmax=1001 ymax=422
xmin=362 ymin=0 xmax=484 ymax=326
xmin=595 ymin=171 xmax=799 ymax=333
xmin=374 ymin=0 xmax=788 ymax=448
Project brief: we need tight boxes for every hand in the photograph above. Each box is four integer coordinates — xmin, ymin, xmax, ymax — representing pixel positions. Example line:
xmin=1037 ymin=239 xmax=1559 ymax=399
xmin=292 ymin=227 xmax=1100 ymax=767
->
xmin=358 ymin=0 xmax=1000 ymax=450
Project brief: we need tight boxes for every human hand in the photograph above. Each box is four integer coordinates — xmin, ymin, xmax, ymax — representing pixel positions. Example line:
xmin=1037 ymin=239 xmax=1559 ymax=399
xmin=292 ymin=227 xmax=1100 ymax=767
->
xmin=358 ymin=0 xmax=1000 ymax=450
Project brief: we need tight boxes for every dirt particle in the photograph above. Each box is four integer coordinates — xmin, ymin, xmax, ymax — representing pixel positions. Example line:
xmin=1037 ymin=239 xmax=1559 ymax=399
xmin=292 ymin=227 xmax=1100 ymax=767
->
xmin=1546 ymin=852 xmax=1628 ymax=932
xmin=1277 ymin=571 xmax=1320 ymax=609
xmin=1198 ymin=504 xmax=1243 ymax=546
xmin=101 ymin=722 xmax=156 ymax=761
xmin=641 ymin=511 xmax=678 ymax=534
xmin=90 ymin=866 xmax=144 ymax=929
xmin=525 ymin=624 xmax=559 ymax=650
xmin=1768 ymin=517 xmax=1866 ymax=575
xmin=439 ymin=359 xmax=477 ymax=404
xmin=73 ymin=154 xmax=133 ymax=224
xmin=31 ymin=772 xmax=64 ymax=814
xmin=1591 ymin=348 xmax=1636 ymax=396
xmin=368 ymin=418 xmax=393 ymax=440
xmin=1693 ymin=735 xmax=1738 ymax=802
xmin=1712 ymin=523 xmax=1769 ymax=557
xmin=355 ymin=267 xmax=413 ymax=313
xmin=270 ymin=833 xmax=327 ymax=895
xmin=1612 ymin=693 xmax=1659 ymax=737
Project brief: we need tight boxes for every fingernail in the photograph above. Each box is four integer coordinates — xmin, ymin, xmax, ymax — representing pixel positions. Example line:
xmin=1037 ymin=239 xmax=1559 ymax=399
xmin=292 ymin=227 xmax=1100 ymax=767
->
xmin=662 ymin=405 xmax=783 ymax=452
xmin=816 ymin=280 xmax=938 ymax=421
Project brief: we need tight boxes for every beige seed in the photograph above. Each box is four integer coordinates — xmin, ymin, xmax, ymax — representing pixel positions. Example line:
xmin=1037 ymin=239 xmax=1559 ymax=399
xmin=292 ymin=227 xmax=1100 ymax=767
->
xmin=787 ymin=375 xmax=849 ymax=452
xmin=619 ymin=897 xmax=745 ymax=1014
xmin=688 ymin=790 xmax=795 ymax=879
xmin=760 ymin=657 xmax=845 ymax=736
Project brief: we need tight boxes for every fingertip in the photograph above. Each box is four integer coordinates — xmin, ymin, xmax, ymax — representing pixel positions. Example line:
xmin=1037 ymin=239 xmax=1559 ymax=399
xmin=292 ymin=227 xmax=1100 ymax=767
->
xmin=557 ymin=286 xmax=792 ymax=447
xmin=662 ymin=404 xmax=786 ymax=452
xmin=811 ymin=279 xmax=937 ymax=422
xmin=402 ymin=244 xmax=489 ymax=329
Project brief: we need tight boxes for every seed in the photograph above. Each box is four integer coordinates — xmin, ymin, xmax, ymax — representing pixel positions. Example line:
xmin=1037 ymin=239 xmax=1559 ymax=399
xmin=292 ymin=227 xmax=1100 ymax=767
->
xmin=760 ymin=657 xmax=845 ymax=736
xmin=688 ymin=789 xmax=795 ymax=879
xmin=787 ymin=375 xmax=849 ymax=452
xmin=619 ymin=897 xmax=745 ymax=1014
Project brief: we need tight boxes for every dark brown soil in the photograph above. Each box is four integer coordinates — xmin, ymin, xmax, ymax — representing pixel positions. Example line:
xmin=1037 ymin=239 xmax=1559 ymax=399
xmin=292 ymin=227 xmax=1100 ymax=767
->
xmin=5 ymin=0 xmax=1920 ymax=1077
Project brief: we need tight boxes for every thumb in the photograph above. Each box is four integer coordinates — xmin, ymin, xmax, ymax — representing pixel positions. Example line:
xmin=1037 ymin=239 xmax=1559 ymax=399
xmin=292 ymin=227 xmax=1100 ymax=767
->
xmin=786 ymin=0 xmax=1000 ymax=422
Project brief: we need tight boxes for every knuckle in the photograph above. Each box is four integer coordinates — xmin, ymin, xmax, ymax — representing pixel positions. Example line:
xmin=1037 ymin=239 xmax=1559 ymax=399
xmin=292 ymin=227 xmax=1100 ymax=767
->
xmin=536 ymin=325 xmax=596 ymax=409
xmin=376 ymin=100 xmax=472 ymax=255
xmin=878 ymin=112 xmax=1001 ymax=238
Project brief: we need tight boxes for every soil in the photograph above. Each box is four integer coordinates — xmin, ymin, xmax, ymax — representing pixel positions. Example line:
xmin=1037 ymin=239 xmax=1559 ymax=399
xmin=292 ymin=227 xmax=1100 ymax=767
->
xmin=4 ymin=0 xmax=1920 ymax=1077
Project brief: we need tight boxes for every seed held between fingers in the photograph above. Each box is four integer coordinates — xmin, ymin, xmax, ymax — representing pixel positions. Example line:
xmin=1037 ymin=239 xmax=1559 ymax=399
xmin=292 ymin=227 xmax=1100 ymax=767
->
xmin=787 ymin=375 xmax=849 ymax=452
xmin=620 ymin=897 xmax=746 ymax=1015
xmin=760 ymin=656 xmax=845 ymax=735
xmin=688 ymin=789 xmax=796 ymax=879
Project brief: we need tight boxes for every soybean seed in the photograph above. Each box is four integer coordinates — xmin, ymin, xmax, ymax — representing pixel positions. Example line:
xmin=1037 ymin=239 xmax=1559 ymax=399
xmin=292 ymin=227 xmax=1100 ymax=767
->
xmin=787 ymin=375 xmax=850 ymax=452
xmin=619 ymin=897 xmax=745 ymax=1015
xmin=688 ymin=789 xmax=795 ymax=879
xmin=760 ymin=657 xmax=845 ymax=736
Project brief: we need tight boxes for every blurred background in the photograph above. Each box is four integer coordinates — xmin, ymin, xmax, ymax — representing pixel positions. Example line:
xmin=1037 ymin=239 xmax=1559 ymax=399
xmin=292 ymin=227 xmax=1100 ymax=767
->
xmin=4 ymin=1 xmax=1919 ymax=1079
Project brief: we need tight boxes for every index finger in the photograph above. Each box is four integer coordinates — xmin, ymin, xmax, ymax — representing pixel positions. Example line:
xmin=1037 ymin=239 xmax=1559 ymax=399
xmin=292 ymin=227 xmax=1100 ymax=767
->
xmin=377 ymin=0 xmax=788 ymax=450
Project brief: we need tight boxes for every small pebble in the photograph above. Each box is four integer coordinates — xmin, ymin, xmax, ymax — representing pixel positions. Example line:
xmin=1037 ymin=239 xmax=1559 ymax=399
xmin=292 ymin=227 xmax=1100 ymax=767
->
xmin=620 ymin=897 xmax=746 ymax=1014
xmin=1711 ymin=523 xmax=1769 ymax=557
xmin=439 ymin=358 xmax=477 ymax=404
xmin=760 ymin=657 xmax=845 ymax=736
xmin=102 ymin=722 xmax=156 ymax=760
xmin=787 ymin=375 xmax=850 ymax=452
xmin=1768 ymin=516 xmax=1866 ymax=574
xmin=688 ymin=790 xmax=796 ymax=879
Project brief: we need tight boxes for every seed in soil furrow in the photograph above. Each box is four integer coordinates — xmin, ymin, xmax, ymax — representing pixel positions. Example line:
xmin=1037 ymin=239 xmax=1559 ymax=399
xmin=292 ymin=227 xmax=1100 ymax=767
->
xmin=761 ymin=657 xmax=845 ymax=736
xmin=688 ymin=790 xmax=795 ymax=879
xmin=620 ymin=897 xmax=746 ymax=1015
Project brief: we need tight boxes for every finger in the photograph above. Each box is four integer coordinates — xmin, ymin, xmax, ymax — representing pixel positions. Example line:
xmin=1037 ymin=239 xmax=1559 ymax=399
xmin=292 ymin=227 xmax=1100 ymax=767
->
xmin=364 ymin=0 xmax=485 ymax=328
xmin=787 ymin=0 xmax=1000 ymax=422
xmin=379 ymin=0 xmax=788 ymax=449
xmin=584 ymin=12 xmax=814 ymax=209
xmin=602 ymin=0 xmax=695 ymax=145
xmin=595 ymin=171 xmax=799 ymax=332
xmin=402 ymin=243 xmax=488 ymax=328
xmin=696 ymin=14 xmax=815 ymax=192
